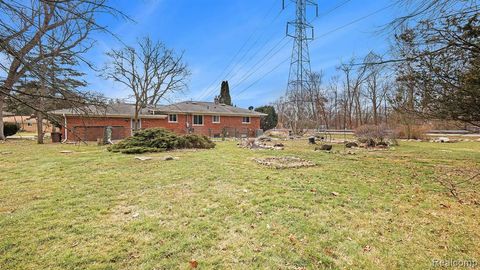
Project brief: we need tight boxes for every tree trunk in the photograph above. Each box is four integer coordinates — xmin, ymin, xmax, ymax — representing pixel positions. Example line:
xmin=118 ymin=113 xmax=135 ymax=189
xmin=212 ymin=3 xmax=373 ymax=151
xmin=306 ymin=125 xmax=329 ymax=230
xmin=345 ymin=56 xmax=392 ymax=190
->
xmin=0 ymin=96 xmax=4 ymax=140
xmin=37 ymin=112 xmax=44 ymax=144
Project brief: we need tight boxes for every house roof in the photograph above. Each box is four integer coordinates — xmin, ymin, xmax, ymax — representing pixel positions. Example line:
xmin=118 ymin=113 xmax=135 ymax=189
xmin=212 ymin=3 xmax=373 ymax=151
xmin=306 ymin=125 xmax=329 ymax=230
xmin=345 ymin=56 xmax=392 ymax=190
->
xmin=50 ymin=102 xmax=266 ymax=117
xmin=50 ymin=103 xmax=165 ymax=118
xmin=154 ymin=101 xmax=267 ymax=116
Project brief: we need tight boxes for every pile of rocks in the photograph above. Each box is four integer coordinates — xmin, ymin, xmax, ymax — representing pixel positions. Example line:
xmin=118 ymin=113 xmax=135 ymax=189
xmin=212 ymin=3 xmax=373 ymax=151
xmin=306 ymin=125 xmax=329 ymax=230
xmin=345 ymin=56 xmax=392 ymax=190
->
xmin=253 ymin=156 xmax=315 ymax=169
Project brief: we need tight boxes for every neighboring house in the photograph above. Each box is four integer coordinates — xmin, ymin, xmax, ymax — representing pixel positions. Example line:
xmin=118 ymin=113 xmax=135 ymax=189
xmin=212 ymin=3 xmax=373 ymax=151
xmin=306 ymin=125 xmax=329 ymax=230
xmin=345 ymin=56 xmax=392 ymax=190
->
xmin=51 ymin=101 xmax=267 ymax=141
xmin=2 ymin=115 xmax=51 ymax=133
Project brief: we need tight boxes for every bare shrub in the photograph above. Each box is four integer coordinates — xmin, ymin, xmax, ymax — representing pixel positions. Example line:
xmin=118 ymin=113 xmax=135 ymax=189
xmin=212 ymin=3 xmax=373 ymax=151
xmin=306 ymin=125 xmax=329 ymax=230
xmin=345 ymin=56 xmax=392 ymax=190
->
xmin=354 ymin=125 xmax=388 ymax=146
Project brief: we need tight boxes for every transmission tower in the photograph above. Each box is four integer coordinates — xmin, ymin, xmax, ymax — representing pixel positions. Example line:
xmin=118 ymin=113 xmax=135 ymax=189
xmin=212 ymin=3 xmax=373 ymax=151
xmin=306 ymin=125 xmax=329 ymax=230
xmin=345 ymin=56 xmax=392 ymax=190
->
xmin=284 ymin=0 xmax=318 ymax=95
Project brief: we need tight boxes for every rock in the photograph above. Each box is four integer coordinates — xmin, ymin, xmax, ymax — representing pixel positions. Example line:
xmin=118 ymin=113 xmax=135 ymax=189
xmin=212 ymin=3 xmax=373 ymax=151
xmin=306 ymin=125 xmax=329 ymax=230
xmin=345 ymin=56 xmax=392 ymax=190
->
xmin=163 ymin=156 xmax=178 ymax=161
xmin=365 ymin=139 xmax=376 ymax=147
xmin=135 ymin=156 xmax=152 ymax=161
xmin=308 ymin=136 xmax=316 ymax=144
xmin=331 ymin=192 xmax=339 ymax=196
xmin=257 ymin=136 xmax=272 ymax=142
xmin=315 ymin=144 xmax=332 ymax=151
xmin=60 ymin=150 xmax=73 ymax=154
xmin=345 ymin=142 xmax=358 ymax=148
xmin=1 ymin=151 xmax=12 ymax=155
xmin=273 ymin=143 xmax=284 ymax=147
xmin=376 ymin=141 xmax=388 ymax=147
xmin=132 ymin=213 xmax=140 ymax=218
xmin=436 ymin=137 xmax=450 ymax=143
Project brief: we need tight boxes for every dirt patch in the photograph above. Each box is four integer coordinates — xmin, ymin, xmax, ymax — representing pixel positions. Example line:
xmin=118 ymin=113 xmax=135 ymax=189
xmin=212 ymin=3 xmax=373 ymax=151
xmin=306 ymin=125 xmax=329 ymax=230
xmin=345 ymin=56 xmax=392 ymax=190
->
xmin=253 ymin=156 xmax=316 ymax=169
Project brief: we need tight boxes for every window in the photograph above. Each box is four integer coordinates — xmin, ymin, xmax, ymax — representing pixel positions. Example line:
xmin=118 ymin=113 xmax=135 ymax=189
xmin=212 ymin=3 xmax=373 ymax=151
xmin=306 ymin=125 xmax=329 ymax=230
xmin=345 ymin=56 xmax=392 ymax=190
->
xmin=212 ymin=115 xmax=220 ymax=123
xmin=168 ymin=114 xmax=178 ymax=123
xmin=193 ymin=115 xmax=204 ymax=126
xmin=242 ymin=117 xmax=251 ymax=124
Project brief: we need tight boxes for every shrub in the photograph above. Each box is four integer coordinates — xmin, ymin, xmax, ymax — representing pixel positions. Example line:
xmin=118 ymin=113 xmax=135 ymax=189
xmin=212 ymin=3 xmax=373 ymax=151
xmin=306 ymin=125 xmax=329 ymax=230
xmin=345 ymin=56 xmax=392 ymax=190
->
xmin=354 ymin=125 xmax=388 ymax=145
xmin=393 ymin=124 xmax=429 ymax=140
xmin=108 ymin=128 xmax=215 ymax=154
xmin=3 ymin=122 xmax=20 ymax=137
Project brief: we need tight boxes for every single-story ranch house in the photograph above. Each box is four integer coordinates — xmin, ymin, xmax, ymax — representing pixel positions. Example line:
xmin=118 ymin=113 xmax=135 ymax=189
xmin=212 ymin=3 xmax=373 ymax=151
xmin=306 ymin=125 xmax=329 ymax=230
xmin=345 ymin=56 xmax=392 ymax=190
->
xmin=51 ymin=101 xmax=267 ymax=141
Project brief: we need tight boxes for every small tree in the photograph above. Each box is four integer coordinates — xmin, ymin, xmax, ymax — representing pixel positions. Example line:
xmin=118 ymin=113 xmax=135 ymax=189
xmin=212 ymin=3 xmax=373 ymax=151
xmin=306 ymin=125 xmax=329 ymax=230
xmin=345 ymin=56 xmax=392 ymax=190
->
xmin=219 ymin=81 xmax=232 ymax=105
xmin=255 ymin=105 xmax=278 ymax=131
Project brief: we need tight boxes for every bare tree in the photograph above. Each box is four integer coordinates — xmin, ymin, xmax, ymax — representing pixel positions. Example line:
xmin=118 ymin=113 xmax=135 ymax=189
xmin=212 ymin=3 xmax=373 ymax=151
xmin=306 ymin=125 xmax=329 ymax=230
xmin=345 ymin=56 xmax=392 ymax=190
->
xmin=0 ymin=0 xmax=124 ymax=140
xmin=104 ymin=37 xmax=191 ymax=130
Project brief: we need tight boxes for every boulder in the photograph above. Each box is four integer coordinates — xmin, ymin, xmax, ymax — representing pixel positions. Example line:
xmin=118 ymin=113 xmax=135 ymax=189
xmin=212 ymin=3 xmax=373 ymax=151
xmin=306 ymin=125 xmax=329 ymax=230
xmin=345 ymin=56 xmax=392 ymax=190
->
xmin=376 ymin=141 xmax=388 ymax=147
xmin=345 ymin=142 xmax=358 ymax=148
xmin=315 ymin=144 xmax=332 ymax=151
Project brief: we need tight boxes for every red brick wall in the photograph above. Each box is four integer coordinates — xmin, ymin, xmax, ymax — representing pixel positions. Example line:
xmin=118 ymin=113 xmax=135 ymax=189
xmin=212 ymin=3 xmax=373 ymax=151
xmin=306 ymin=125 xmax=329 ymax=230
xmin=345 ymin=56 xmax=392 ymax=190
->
xmin=61 ymin=114 xmax=261 ymax=141
xmin=61 ymin=116 xmax=131 ymax=141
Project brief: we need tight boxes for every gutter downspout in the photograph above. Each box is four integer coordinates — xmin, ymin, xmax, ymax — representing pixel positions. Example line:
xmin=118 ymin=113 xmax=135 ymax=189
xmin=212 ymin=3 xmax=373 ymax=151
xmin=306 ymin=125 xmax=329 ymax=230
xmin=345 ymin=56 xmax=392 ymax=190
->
xmin=61 ymin=113 xmax=68 ymax=143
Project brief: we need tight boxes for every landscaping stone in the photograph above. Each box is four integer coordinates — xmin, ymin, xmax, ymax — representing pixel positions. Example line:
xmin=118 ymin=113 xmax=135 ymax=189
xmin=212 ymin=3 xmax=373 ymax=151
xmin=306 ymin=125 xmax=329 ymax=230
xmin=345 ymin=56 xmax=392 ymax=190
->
xmin=435 ymin=137 xmax=450 ymax=143
xmin=345 ymin=142 xmax=358 ymax=148
xmin=135 ymin=156 xmax=153 ymax=161
xmin=315 ymin=144 xmax=332 ymax=151
xmin=377 ymin=141 xmax=388 ymax=147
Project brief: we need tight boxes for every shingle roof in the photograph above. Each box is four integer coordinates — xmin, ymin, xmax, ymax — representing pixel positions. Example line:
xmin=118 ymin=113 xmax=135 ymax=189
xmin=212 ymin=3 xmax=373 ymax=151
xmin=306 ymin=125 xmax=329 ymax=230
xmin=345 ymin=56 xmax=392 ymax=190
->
xmin=50 ymin=103 xmax=141 ymax=117
xmin=154 ymin=101 xmax=267 ymax=116
xmin=50 ymin=102 xmax=266 ymax=117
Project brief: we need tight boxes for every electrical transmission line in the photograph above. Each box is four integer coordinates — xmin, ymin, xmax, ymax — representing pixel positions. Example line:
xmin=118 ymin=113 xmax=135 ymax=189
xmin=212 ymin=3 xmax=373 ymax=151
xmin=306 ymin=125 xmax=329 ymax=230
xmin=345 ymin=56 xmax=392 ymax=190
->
xmin=234 ymin=1 xmax=396 ymax=97
xmin=197 ymin=0 xmax=284 ymax=101
xmin=285 ymin=0 xmax=318 ymax=96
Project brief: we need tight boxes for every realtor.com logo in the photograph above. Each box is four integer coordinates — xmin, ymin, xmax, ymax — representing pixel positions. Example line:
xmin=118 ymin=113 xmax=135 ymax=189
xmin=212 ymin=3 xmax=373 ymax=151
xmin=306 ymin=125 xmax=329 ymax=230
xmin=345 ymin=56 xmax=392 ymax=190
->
xmin=432 ymin=259 xmax=478 ymax=268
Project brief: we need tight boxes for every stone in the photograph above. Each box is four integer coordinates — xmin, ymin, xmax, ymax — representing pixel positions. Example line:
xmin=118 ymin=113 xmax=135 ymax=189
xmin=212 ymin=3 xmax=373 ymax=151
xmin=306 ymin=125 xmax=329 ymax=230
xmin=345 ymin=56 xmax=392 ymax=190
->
xmin=376 ymin=141 xmax=388 ymax=147
xmin=315 ymin=144 xmax=332 ymax=151
xmin=1 ymin=151 xmax=12 ymax=155
xmin=345 ymin=142 xmax=358 ymax=148
xmin=163 ymin=156 xmax=175 ymax=161
xmin=273 ymin=143 xmax=284 ymax=147
xmin=135 ymin=156 xmax=153 ymax=161
xmin=60 ymin=150 xmax=73 ymax=154
xmin=436 ymin=137 xmax=450 ymax=143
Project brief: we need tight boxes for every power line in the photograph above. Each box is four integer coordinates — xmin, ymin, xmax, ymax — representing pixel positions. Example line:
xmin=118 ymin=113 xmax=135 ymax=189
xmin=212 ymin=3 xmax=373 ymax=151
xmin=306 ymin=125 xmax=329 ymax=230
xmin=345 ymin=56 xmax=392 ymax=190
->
xmin=197 ymin=0 xmax=282 ymax=100
xmin=316 ymin=2 xmax=397 ymax=39
xmin=234 ymin=2 xmax=397 ymax=98
xmin=230 ymin=37 xmax=290 ymax=89
xmin=231 ymin=0 xmax=353 ymax=94
xmin=236 ymin=57 xmax=291 ymax=97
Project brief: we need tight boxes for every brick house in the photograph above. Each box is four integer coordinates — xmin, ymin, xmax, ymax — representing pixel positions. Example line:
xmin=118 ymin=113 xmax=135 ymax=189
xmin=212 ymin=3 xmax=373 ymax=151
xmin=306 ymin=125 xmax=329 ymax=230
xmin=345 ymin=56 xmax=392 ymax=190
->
xmin=51 ymin=101 xmax=266 ymax=142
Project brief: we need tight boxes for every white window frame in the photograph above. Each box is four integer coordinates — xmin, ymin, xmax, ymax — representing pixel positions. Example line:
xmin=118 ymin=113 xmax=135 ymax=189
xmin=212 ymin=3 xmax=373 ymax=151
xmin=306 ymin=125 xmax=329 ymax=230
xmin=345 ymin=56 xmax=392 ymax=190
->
xmin=212 ymin=115 xmax=221 ymax=124
xmin=168 ymin=114 xmax=178 ymax=123
xmin=242 ymin=116 xmax=251 ymax=124
xmin=193 ymin=115 xmax=204 ymax=126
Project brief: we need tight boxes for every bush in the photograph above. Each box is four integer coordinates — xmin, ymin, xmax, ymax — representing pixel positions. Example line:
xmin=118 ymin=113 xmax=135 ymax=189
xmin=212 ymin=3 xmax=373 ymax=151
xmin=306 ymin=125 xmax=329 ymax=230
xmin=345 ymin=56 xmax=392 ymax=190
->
xmin=393 ymin=124 xmax=429 ymax=140
xmin=3 ymin=122 xmax=19 ymax=137
xmin=108 ymin=128 xmax=215 ymax=154
xmin=354 ymin=125 xmax=388 ymax=146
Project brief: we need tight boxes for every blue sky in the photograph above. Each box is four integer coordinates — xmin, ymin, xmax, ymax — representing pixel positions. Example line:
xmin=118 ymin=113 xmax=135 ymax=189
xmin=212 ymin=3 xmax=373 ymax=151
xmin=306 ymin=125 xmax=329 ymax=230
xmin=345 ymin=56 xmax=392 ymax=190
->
xmin=86 ymin=0 xmax=401 ymax=108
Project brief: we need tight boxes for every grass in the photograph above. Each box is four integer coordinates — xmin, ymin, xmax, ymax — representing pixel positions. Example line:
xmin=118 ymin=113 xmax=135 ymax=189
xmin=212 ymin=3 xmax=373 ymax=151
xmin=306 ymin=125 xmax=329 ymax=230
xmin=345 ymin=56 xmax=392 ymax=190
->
xmin=0 ymin=139 xmax=479 ymax=269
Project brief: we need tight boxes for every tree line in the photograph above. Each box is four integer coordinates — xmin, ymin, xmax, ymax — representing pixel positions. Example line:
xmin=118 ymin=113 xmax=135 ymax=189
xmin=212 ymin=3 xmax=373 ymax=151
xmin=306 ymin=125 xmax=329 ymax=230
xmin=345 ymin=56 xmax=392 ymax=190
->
xmin=273 ymin=0 xmax=479 ymax=134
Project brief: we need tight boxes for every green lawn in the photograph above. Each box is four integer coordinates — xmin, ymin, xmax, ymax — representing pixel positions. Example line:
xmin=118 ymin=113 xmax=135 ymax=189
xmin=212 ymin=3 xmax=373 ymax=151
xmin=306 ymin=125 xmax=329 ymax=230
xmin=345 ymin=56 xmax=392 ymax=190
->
xmin=0 ymin=140 xmax=479 ymax=269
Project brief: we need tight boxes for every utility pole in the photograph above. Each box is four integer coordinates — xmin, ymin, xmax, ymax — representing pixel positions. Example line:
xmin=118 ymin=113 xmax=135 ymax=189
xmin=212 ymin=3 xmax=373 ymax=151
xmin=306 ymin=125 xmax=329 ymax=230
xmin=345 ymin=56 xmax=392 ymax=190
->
xmin=283 ymin=0 xmax=318 ymax=132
